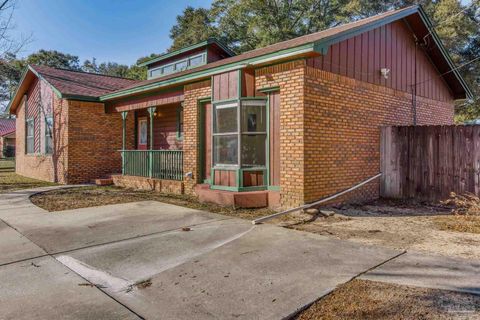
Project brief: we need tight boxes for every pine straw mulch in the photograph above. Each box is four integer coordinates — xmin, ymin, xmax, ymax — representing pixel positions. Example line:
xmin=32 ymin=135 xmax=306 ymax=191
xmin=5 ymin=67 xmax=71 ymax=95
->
xmin=29 ymin=186 xmax=274 ymax=220
xmin=295 ymin=279 xmax=480 ymax=320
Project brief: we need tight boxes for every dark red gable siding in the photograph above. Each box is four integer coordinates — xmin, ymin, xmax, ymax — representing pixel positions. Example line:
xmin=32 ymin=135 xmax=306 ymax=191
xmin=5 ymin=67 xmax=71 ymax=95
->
xmin=307 ymin=20 xmax=453 ymax=102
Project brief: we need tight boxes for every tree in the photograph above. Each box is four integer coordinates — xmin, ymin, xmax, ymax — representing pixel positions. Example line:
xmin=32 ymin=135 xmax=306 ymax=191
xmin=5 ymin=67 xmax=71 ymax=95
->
xmin=169 ymin=6 xmax=219 ymax=52
xmin=26 ymin=49 xmax=80 ymax=70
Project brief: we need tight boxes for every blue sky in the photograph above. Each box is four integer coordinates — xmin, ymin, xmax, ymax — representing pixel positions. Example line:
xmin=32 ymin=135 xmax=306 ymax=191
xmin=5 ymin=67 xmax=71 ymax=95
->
xmin=12 ymin=0 xmax=213 ymax=65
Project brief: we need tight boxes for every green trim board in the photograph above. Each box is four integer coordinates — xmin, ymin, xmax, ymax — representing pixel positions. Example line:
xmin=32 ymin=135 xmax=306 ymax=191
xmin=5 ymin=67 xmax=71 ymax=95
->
xmin=139 ymin=38 xmax=236 ymax=67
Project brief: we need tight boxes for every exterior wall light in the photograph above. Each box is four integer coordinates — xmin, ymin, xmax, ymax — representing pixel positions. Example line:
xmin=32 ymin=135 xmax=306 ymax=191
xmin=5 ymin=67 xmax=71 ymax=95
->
xmin=380 ymin=68 xmax=390 ymax=79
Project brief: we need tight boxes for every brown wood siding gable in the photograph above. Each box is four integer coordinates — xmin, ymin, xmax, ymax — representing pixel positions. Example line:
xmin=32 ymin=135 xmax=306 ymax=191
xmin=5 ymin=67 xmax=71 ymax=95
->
xmin=307 ymin=20 xmax=453 ymax=102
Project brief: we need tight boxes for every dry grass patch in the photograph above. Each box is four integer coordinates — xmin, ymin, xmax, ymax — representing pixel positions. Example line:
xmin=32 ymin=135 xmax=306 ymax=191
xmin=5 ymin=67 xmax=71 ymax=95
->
xmin=296 ymin=279 xmax=480 ymax=320
xmin=434 ymin=215 xmax=480 ymax=234
xmin=30 ymin=186 xmax=274 ymax=220
xmin=0 ymin=172 xmax=56 ymax=193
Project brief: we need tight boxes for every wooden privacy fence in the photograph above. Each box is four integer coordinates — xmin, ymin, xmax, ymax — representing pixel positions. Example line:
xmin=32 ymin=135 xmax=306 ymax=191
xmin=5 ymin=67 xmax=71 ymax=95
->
xmin=380 ymin=125 xmax=480 ymax=201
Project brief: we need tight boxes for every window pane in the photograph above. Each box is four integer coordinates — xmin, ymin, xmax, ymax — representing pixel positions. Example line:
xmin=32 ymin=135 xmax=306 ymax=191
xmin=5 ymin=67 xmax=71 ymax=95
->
xmin=162 ymin=64 xmax=174 ymax=74
xmin=241 ymin=134 xmax=266 ymax=166
xmin=213 ymin=135 xmax=238 ymax=165
xmin=27 ymin=120 xmax=34 ymax=137
xmin=45 ymin=117 xmax=53 ymax=154
xmin=149 ymin=67 xmax=162 ymax=78
xmin=27 ymin=137 xmax=34 ymax=154
xmin=214 ymin=104 xmax=237 ymax=133
xmin=175 ymin=60 xmax=188 ymax=71
xmin=189 ymin=55 xmax=204 ymax=67
xmin=139 ymin=120 xmax=148 ymax=144
xmin=241 ymin=103 xmax=266 ymax=132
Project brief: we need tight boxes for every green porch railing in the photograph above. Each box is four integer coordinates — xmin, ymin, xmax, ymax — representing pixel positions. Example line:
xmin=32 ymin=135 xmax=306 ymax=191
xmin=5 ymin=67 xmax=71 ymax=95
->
xmin=121 ymin=150 xmax=183 ymax=181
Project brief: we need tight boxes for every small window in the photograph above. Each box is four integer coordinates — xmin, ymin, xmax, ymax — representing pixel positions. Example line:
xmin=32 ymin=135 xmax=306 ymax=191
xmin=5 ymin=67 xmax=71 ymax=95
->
xmin=175 ymin=60 xmax=188 ymax=71
xmin=26 ymin=118 xmax=34 ymax=154
xmin=177 ymin=107 xmax=184 ymax=139
xmin=189 ymin=54 xmax=204 ymax=67
xmin=149 ymin=67 xmax=163 ymax=78
xmin=45 ymin=116 xmax=53 ymax=154
xmin=162 ymin=64 xmax=174 ymax=75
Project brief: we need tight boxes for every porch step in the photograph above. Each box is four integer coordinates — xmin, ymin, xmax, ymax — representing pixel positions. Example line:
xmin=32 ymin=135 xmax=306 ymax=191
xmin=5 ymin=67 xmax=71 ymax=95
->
xmin=195 ymin=184 xmax=272 ymax=209
xmin=93 ymin=177 xmax=114 ymax=186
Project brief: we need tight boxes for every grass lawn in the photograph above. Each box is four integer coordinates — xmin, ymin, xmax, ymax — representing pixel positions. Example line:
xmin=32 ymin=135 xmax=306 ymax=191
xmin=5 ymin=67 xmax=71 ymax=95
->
xmin=0 ymin=172 xmax=57 ymax=193
xmin=30 ymin=186 xmax=274 ymax=219
xmin=296 ymin=279 xmax=480 ymax=320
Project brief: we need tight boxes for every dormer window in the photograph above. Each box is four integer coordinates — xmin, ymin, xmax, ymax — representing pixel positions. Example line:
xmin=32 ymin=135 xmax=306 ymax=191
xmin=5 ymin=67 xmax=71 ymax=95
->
xmin=141 ymin=39 xmax=236 ymax=80
xmin=147 ymin=52 xmax=207 ymax=79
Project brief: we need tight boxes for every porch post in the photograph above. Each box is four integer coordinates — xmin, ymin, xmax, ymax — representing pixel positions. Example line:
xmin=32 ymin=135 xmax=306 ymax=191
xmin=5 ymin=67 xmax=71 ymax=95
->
xmin=147 ymin=107 xmax=156 ymax=178
xmin=121 ymin=111 xmax=128 ymax=175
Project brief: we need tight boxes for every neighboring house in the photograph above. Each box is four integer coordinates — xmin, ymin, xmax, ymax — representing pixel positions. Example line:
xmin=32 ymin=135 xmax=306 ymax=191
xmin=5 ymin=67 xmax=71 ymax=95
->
xmin=0 ymin=118 xmax=16 ymax=158
xmin=8 ymin=6 xmax=472 ymax=209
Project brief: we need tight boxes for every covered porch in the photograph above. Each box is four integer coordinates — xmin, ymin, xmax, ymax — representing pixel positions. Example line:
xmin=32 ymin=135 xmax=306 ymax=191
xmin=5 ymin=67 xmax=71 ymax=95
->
xmin=109 ymin=89 xmax=185 ymax=193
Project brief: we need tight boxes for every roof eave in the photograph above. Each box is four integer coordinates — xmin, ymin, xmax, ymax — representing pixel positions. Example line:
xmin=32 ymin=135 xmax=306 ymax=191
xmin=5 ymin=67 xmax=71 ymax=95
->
xmin=416 ymin=6 xmax=473 ymax=100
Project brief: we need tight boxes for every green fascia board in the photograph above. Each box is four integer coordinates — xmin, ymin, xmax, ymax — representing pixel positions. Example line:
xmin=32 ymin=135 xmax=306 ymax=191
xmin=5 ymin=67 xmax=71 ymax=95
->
xmin=416 ymin=6 xmax=473 ymax=99
xmin=100 ymin=42 xmax=316 ymax=101
xmin=26 ymin=65 xmax=64 ymax=99
xmin=139 ymin=38 xmax=236 ymax=67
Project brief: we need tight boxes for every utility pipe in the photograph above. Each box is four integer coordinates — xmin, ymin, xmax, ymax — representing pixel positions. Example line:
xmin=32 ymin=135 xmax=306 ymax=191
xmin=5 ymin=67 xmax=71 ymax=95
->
xmin=252 ymin=173 xmax=382 ymax=225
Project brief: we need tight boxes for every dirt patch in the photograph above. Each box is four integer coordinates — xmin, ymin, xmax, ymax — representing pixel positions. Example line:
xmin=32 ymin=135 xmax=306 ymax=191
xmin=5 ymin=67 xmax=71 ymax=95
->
xmin=296 ymin=279 xmax=480 ymax=320
xmin=0 ymin=172 xmax=56 ymax=193
xmin=282 ymin=199 xmax=480 ymax=260
xmin=30 ymin=186 xmax=274 ymax=220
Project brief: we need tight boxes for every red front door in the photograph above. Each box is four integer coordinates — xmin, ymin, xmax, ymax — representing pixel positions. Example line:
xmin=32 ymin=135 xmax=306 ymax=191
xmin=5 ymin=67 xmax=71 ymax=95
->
xmin=137 ymin=117 xmax=148 ymax=150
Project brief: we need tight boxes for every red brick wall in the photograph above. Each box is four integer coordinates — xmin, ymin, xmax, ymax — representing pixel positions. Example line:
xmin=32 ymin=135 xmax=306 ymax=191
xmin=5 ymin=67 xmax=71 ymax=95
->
xmin=183 ymin=80 xmax=211 ymax=195
xmin=303 ymin=66 xmax=454 ymax=204
xmin=67 ymin=100 xmax=134 ymax=183
xmin=255 ymin=59 xmax=454 ymax=208
xmin=255 ymin=60 xmax=307 ymax=208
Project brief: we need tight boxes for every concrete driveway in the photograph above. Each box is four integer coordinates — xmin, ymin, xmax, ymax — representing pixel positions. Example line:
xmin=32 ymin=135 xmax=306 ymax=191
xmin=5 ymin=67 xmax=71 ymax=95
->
xmin=0 ymin=188 xmax=405 ymax=319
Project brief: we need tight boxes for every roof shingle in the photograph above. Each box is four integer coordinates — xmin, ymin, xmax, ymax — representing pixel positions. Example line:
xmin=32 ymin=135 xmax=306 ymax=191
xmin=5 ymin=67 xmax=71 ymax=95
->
xmin=31 ymin=65 xmax=140 ymax=98
xmin=0 ymin=119 xmax=15 ymax=136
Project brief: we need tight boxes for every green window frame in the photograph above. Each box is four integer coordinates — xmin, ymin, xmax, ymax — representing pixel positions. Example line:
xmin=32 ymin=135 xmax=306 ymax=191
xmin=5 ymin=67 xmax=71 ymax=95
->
xmin=26 ymin=118 xmax=34 ymax=154
xmin=176 ymin=106 xmax=184 ymax=140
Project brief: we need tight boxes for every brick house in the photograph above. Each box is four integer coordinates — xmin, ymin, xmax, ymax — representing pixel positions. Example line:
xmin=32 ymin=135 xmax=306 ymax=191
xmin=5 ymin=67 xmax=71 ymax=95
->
xmin=0 ymin=118 xmax=15 ymax=158
xmin=8 ymin=6 xmax=472 ymax=209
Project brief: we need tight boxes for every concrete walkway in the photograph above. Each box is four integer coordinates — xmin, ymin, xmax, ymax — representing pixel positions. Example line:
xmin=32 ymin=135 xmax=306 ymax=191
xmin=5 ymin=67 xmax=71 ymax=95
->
xmin=0 ymin=187 xmax=478 ymax=319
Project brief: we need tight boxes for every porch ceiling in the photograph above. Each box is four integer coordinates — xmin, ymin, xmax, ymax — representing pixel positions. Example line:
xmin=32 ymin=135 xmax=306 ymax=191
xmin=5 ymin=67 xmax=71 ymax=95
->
xmin=106 ymin=89 xmax=184 ymax=113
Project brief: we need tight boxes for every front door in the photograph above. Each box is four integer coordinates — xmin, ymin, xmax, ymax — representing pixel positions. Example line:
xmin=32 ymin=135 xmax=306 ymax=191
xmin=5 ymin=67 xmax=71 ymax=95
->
xmin=137 ymin=117 xmax=148 ymax=150
xmin=202 ymin=102 xmax=212 ymax=182
xmin=269 ymin=92 xmax=280 ymax=187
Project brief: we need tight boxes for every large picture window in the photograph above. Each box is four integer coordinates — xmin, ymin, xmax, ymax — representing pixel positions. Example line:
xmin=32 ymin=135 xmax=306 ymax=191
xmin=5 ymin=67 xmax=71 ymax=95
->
xmin=45 ymin=116 xmax=53 ymax=154
xmin=26 ymin=118 xmax=34 ymax=154
xmin=213 ymin=102 xmax=238 ymax=166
